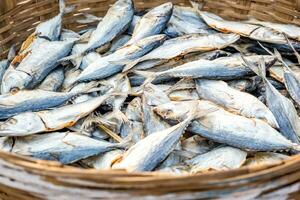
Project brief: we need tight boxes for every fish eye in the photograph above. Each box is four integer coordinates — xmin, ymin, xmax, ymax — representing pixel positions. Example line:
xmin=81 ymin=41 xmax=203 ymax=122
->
xmin=10 ymin=87 xmax=20 ymax=94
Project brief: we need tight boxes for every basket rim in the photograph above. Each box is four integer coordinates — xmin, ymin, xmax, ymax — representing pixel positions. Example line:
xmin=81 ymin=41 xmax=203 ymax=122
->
xmin=1 ymin=149 xmax=300 ymax=181
xmin=0 ymin=0 xmax=300 ymax=185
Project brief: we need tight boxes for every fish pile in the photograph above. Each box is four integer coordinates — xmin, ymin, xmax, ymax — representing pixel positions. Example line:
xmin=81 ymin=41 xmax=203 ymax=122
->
xmin=0 ymin=0 xmax=300 ymax=174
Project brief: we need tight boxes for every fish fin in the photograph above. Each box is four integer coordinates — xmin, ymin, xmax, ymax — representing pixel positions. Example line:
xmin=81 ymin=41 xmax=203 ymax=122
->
xmin=189 ymin=0 xmax=203 ymax=10
xmin=58 ymin=53 xmax=83 ymax=63
xmin=284 ymin=35 xmax=300 ymax=64
xmin=122 ymin=58 xmax=143 ymax=72
xmin=292 ymin=144 xmax=300 ymax=152
xmin=132 ymin=70 xmax=158 ymax=88
xmin=257 ymin=41 xmax=274 ymax=55
xmin=7 ymin=45 xmax=16 ymax=61
xmin=257 ymin=42 xmax=290 ymax=70
xmin=165 ymin=78 xmax=192 ymax=95
xmin=258 ymin=57 xmax=267 ymax=80
xmin=241 ymin=55 xmax=260 ymax=76
xmin=108 ymin=60 xmax=132 ymax=65
xmin=76 ymin=13 xmax=102 ymax=24
xmin=59 ymin=0 xmax=75 ymax=15
xmin=273 ymin=48 xmax=292 ymax=72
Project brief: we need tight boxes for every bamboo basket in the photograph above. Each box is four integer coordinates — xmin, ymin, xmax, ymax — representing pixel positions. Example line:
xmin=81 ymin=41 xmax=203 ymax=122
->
xmin=1 ymin=0 xmax=300 ymax=199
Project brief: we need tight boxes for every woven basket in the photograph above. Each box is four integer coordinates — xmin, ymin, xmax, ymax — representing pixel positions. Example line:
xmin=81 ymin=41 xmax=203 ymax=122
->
xmin=1 ymin=0 xmax=300 ymax=199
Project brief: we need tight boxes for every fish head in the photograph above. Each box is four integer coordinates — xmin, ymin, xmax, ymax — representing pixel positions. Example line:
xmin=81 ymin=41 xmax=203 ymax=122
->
xmin=153 ymin=101 xmax=193 ymax=122
xmin=0 ymin=113 xmax=44 ymax=136
xmin=250 ymin=27 xmax=286 ymax=44
xmin=1 ymin=69 xmax=31 ymax=94
xmin=143 ymin=84 xmax=170 ymax=106
xmin=211 ymin=33 xmax=240 ymax=48
xmin=150 ymin=2 xmax=173 ymax=16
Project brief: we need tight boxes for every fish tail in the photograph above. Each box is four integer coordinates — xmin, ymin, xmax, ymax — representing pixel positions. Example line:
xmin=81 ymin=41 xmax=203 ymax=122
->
xmin=59 ymin=0 xmax=75 ymax=15
xmin=189 ymin=0 xmax=203 ymax=10
xmin=58 ymin=53 xmax=83 ymax=63
xmin=284 ymin=35 xmax=300 ymax=64
xmin=291 ymin=143 xmax=300 ymax=152
xmin=77 ymin=13 xmax=102 ymax=24
xmin=7 ymin=45 xmax=16 ymax=61
xmin=133 ymin=70 xmax=157 ymax=88
xmin=122 ymin=58 xmax=143 ymax=72
xmin=241 ymin=54 xmax=267 ymax=81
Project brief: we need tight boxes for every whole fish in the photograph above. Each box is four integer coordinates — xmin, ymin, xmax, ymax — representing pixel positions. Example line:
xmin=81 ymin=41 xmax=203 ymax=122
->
xmin=123 ymin=33 xmax=240 ymax=71
xmin=79 ymin=0 xmax=134 ymax=54
xmin=246 ymin=18 xmax=300 ymax=42
xmin=164 ymin=5 xmax=215 ymax=37
xmin=199 ymin=11 xmax=286 ymax=44
xmin=112 ymin=111 xmax=196 ymax=172
xmin=0 ymin=81 xmax=96 ymax=119
xmin=2 ymin=40 xmax=75 ymax=93
xmin=137 ymin=49 xmax=230 ymax=72
xmin=10 ymin=132 xmax=123 ymax=164
xmin=38 ymin=67 xmax=64 ymax=91
xmin=243 ymin=57 xmax=300 ymax=144
xmin=125 ymin=2 xmax=173 ymax=45
xmin=244 ymin=152 xmax=289 ymax=167
xmin=195 ymin=79 xmax=278 ymax=128
xmin=154 ymin=100 xmax=300 ymax=151
xmin=76 ymin=35 xmax=166 ymax=82
xmin=15 ymin=0 xmax=73 ymax=63
xmin=80 ymin=149 xmax=123 ymax=169
xmin=0 ymin=93 xmax=113 ymax=136
xmin=180 ymin=135 xmax=218 ymax=159
xmin=186 ymin=146 xmax=247 ymax=173
xmin=145 ymin=55 xmax=276 ymax=80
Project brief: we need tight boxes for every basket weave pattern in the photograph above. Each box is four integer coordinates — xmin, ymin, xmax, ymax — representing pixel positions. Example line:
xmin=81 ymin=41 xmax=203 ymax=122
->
xmin=0 ymin=0 xmax=300 ymax=199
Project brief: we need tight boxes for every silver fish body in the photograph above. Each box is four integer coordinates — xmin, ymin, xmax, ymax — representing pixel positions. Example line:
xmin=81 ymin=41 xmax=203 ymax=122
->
xmin=83 ymin=0 xmax=134 ymax=53
xmin=264 ymin=79 xmax=300 ymax=143
xmin=199 ymin=11 xmax=286 ymax=44
xmin=156 ymin=55 xmax=276 ymax=80
xmin=105 ymin=34 xmax=131 ymax=55
xmin=38 ymin=67 xmax=64 ymax=91
xmin=164 ymin=6 xmax=215 ymax=37
xmin=112 ymin=115 xmax=194 ymax=172
xmin=124 ymin=33 xmax=240 ymax=71
xmin=0 ymin=81 xmax=96 ymax=119
xmin=154 ymin=100 xmax=300 ymax=151
xmin=284 ymin=70 xmax=300 ymax=107
xmin=142 ymin=84 xmax=171 ymax=136
xmin=244 ymin=152 xmax=289 ymax=167
xmin=195 ymin=79 xmax=278 ymax=128
xmin=187 ymin=146 xmax=247 ymax=173
xmin=126 ymin=2 xmax=173 ymax=45
xmin=11 ymin=132 xmax=122 ymax=164
xmin=77 ymin=35 xmax=166 ymax=82
xmin=0 ymin=94 xmax=111 ymax=136
xmin=80 ymin=149 xmax=123 ymax=169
